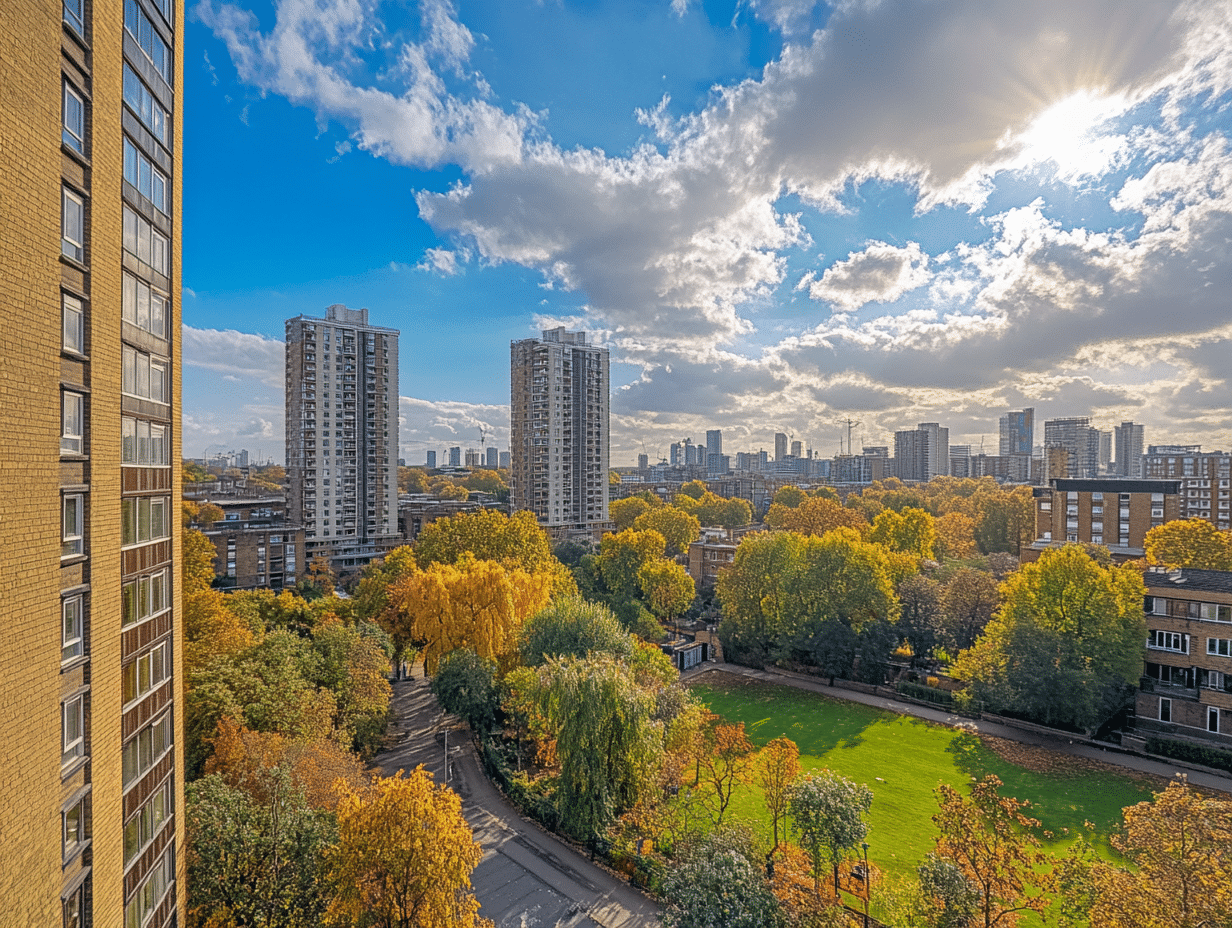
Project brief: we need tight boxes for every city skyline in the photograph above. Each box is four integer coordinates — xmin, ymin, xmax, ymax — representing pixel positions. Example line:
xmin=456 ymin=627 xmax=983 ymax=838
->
xmin=181 ymin=1 xmax=1232 ymax=463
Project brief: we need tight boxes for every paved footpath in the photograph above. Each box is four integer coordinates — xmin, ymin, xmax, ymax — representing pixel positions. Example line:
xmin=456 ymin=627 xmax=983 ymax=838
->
xmin=684 ymin=662 xmax=1232 ymax=794
xmin=374 ymin=666 xmax=661 ymax=928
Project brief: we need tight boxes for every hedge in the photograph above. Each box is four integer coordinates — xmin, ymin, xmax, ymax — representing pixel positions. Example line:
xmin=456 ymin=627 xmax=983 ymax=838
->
xmin=1145 ymin=736 xmax=1232 ymax=775
xmin=896 ymin=680 xmax=955 ymax=706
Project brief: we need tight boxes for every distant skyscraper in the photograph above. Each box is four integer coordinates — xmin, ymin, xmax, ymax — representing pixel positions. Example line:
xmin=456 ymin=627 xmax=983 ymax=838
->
xmin=706 ymin=429 xmax=723 ymax=456
xmin=499 ymin=450 xmax=511 ymax=469
xmin=670 ymin=442 xmax=681 ymax=465
xmin=1098 ymin=430 xmax=1112 ymax=474
xmin=775 ymin=432 xmax=788 ymax=461
xmin=895 ymin=422 xmax=950 ymax=482
xmin=427 ymin=450 xmax=437 ymax=468
xmin=638 ymin=453 xmax=649 ymax=470
xmin=486 ymin=446 xmax=499 ymax=469
xmin=998 ymin=408 xmax=1034 ymax=455
xmin=1115 ymin=421 xmax=1144 ymax=477
xmin=1043 ymin=417 xmax=1100 ymax=478
xmin=287 ymin=305 xmax=400 ymax=571
xmin=790 ymin=440 xmax=802 ymax=458
xmin=510 ymin=328 xmax=610 ymax=532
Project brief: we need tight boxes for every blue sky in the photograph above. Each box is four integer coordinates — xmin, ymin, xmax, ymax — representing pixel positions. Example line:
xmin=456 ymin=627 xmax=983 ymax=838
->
xmin=183 ymin=0 xmax=1232 ymax=465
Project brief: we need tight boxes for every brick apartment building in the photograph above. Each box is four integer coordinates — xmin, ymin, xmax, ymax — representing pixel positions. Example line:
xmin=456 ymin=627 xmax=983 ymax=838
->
xmin=1027 ymin=478 xmax=1181 ymax=562
xmin=197 ymin=498 xmax=305 ymax=592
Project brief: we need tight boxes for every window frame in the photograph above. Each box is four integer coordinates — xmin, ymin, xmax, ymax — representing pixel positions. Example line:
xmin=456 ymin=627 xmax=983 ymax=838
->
xmin=63 ymin=789 xmax=91 ymax=861
xmin=62 ymin=186 xmax=85 ymax=263
xmin=122 ymin=63 xmax=169 ymax=146
xmin=61 ymin=390 xmax=84 ymax=455
xmin=62 ymin=493 xmax=84 ymax=558
xmin=62 ymin=594 xmax=84 ymax=663
xmin=62 ymin=693 xmax=85 ymax=767
xmin=62 ymin=79 xmax=85 ymax=154
xmin=1159 ymin=696 xmax=1171 ymax=723
xmin=122 ymin=137 xmax=168 ymax=215
xmin=63 ymin=293 xmax=84 ymax=354
xmin=62 ymin=0 xmax=84 ymax=36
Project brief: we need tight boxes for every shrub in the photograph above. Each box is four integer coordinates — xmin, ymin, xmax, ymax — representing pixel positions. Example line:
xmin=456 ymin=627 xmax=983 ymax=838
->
xmin=896 ymin=680 xmax=955 ymax=706
xmin=1145 ymin=737 xmax=1232 ymax=775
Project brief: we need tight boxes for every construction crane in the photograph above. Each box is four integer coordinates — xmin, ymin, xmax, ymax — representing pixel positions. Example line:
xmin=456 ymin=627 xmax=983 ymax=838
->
xmin=478 ymin=424 xmax=489 ymax=449
xmin=836 ymin=417 xmax=861 ymax=455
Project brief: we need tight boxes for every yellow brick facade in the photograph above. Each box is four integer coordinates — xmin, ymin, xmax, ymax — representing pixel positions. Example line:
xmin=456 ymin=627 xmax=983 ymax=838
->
xmin=1 ymin=1 xmax=183 ymax=925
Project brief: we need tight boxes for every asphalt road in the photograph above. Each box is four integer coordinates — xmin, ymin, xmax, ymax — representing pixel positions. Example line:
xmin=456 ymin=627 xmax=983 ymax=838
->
xmin=374 ymin=667 xmax=661 ymax=928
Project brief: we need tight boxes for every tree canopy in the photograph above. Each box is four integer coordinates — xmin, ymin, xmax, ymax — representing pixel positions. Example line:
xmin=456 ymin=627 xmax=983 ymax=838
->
xmin=1144 ymin=518 xmax=1232 ymax=571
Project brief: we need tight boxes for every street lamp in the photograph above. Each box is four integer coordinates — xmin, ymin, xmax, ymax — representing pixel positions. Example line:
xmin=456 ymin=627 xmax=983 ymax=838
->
xmin=861 ymin=841 xmax=870 ymax=928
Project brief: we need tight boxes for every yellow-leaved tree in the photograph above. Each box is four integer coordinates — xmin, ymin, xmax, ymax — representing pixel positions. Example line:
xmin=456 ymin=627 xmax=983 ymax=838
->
xmin=325 ymin=768 xmax=492 ymax=928
xmin=380 ymin=555 xmax=553 ymax=673
xmin=1144 ymin=518 xmax=1232 ymax=571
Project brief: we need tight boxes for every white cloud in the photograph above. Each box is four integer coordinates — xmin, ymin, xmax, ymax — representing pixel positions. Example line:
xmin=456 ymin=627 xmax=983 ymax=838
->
xmin=416 ymin=245 xmax=468 ymax=275
xmin=183 ymin=325 xmax=284 ymax=387
xmin=808 ymin=241 xmax=930 ymax=312
xmin=399 ymin=395 xmax=510 ymax=462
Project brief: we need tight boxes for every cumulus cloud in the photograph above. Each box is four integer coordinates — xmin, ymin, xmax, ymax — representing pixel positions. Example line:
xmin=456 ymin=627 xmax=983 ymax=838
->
xmin=183 ymin=325 xmax=284 ymax=387
xmin=202 ymin=0 xmax=1232 ymax=457
xmin=416 ymin=245 xmax=468 ymax=275
xmin=399 ymin=395 xmax=510 ymax=462
xmin=808 ymin=241 xmax=931 ymax=312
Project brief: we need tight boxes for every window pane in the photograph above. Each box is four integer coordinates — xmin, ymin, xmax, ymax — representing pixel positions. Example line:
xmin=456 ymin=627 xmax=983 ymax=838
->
xmin=63 ymin=82 xmax=84 ymax=153
xmin=62 ymin=188 xmax=83 ymax=262
xmin=137 ymin=281 xmax=150 ymax=330
xmin=63 ymin=295 xmax=83 ymax=352
xmin=124 ymin=139 xmax=137 ymax=186
xmin=138 ymin=156 xmax=151 ymax=199
xmin=151 ymin=293 xmax=166 ymax=337
xmin=136 ymin=352 xmax=150 ymax=397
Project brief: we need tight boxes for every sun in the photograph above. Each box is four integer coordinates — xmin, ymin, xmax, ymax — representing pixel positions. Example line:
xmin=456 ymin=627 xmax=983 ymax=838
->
xmin=1014 ymin=90 xmax=1128 ymax=180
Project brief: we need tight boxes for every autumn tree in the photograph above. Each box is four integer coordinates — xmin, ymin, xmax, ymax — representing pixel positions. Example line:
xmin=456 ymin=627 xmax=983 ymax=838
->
xmin=678 ymin=490 xmax=753 ymax=530
xmin=755 ymin=736 xmax=801 ymax=852
xmin=518 ymin=596 xmax=634 ymax=666
xmin=611 ymin=495 xmax=655 ymax=531
xmin=380 ymin=555 xmax=553 ymax=674
xmin=634 ymin=505 xmax=702 ymax=556
xmin=696 ymin=721 xmax=755 ymax=825
xmin=932 ymin=774 xmax=1052 ymax=928
xmin=897 ymin=575 xmax=942 ymax=665
xmin=187 ymin=768 xmax=334 ymax=928
xmin=532 ymin=656 xmax=662 ymax=839
xmin=766 ymin=495 xmax=866 ymax=536
xmin=973 ymin=488 xmax=1033 ymax=555
xmin=952 ymin=545 xmax=1146 ymax=730
xmin=1089 ymin=778 xmax=1232 ymax=928
xmin=310 ymin=620 xmax=392 ymax=754
xmin=398 ymin=466 xmax=430 ymax=494
xmin=869 ymin=506 xmax=937 ymax=560
xmin=773 ymin=485 xmax=808 ymax=508
xmin=789 ymin=771 xmax=874 ymax=898
xmin=934 ymin=512 xmax=978 ymax=560
xmin=939 ymin=568 xmax=999 ymax=654
xmin=1144 ymin=518 xmax=1232 ymax=571
xmin=325 ymin=769 xmax=491 ymax=928
xmin=598 ymin=528 xmax=668 ymax=601
xmin=639 ymin=559 xmax=696 ymax=631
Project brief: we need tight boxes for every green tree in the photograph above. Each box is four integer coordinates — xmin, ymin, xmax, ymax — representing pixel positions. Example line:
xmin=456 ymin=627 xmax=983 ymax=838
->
xmin=634 ymin=505 xmax=702 ymax=556
xmin=611 ymin=495 xmax=655 ymax=531
xmin=932 ymin=775 xmax=1052 ymax=928
xmin=788 ymin=770 xmax=874 ymax=897
xmin=186 ymin=769 xmax=334 ymax=928
xmin=415 ymin=508 xmax=557 ymax=574
xmin=897 ymin=575 xmax=942 ymax=665
xmin=598 ymin=529 xmax=668 ymax=601
xmin=755 ymin=737 xmax=801 ymax=853
xmin=661 ymin=834 xmax=786 ymax=928
xmin=678 ymin=480 xmax=709 ymax=500
xmin=533 ymin=656 xmax=662 ymax=839
xmin=518 ymin=596 xmax=634 ymax=666
xmin=952 ymin=545 xmax=1146 ymax=730
xmin=870 ymin=506 xmax=937 ymax=560
xmin=639 ymin=559 xmax=696 ymax=630
xmin=772 ymin=486 xmax=808 ymax=508
xmin=431 ymin=649 xmax=499 ymax=733
xmin=973 ymin=488 xmax=1033 ymax=555
xmin=716 ymin=531 xmax=803 ymax=666
xmin=1144 ymin=518 xmax=1232 ymax=571
xmin=939 ymin=568 xmax=999 ymax=653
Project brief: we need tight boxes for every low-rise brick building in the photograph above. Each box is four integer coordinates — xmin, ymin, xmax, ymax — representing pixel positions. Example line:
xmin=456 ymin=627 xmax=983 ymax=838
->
xmin=1135 ymin=567 xmax=1232 ymax=747
xmin=198 ymin=497 xmax=305 ymax=591
xmin=1025 ymin=478 xmax=1181 ymax=562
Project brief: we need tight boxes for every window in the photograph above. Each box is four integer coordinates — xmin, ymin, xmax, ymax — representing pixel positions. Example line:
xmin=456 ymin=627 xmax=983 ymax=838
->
xmin=62 ymin=494 xmax=83 ymax=557
xmin=121 ymin=496 xmax=169 ymax=547
xmin=62 ymin=694 xmax=85 ymax=766
xmin=62 ymin=80 xmax=84 ymax=153
xmin=124 ymin=0 xmax=172 ymax=86
xmin=1208 ymin=637 xmax=1232 ymax=657
xmin=122 ymin=417 xmax=169 ymax=466
xmin=1210 ymin=707 xmax=1221 ymax=734
xmin=63 ymin=294 xmax=84 ymax=353
xmin=123 ymin=137 xmax=168 ymax=214
xmin=62 ymin=595 xmax=84 ymax=662
xmin=122 ymin=272 xmax=170 ymax=338
xmin=63 ymin=0 xmax=83 ymax=34
xmin=61 ymin=391 xmax=84 ymax=454
xmin=63 ymin=791 xmax=90 ymax=860
xmin=1199 ymin=603 xmax=1232 ymax=623
xmin=124 ymin=844 xmax=174 ymax=928
xmin=122 ymin=569 xmax=168 ymax=628
xmin=124 ymin=777 xmax=172 ymax=864
xmin=64 ymin=877 xmax=88 ymax=928
xmin=1159 ymin=697 xmax=1171 ymax=723
xmin=122 ymin=345 xmax=168 ymax=403
xmin=1146 ymin=596 xmax=1168 ymax=616
xmin=123 ymin=211 xmax=170 ymax=278
xmin=62 ymin=186 xmax=84 ymax=262
xmin=122 ymin=639 xmax=170 ymax=707
xmin=122 ymin=64 xmax=168 ymax=145
xmin=1148 ymin=630 xmax=1187 ymax=653
xmin=122 ymin=711 xmax=173 ymax=788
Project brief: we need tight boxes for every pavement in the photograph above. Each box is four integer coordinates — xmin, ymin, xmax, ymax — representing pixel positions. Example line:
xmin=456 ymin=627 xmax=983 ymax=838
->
xmin=374 ymin=666 xmax=661 ymax=928
xmin=682 ymin=661 xmax=1232 ymax=795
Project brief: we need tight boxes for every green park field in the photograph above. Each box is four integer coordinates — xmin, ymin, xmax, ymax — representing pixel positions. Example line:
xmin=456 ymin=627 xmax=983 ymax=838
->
xmin=688 ymin=672 xmax=1162 ymax=892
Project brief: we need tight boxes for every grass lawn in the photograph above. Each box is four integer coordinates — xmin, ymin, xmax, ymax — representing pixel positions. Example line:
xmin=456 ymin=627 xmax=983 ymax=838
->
xmin=689 ymin=673 xmax=1160 ymax=906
